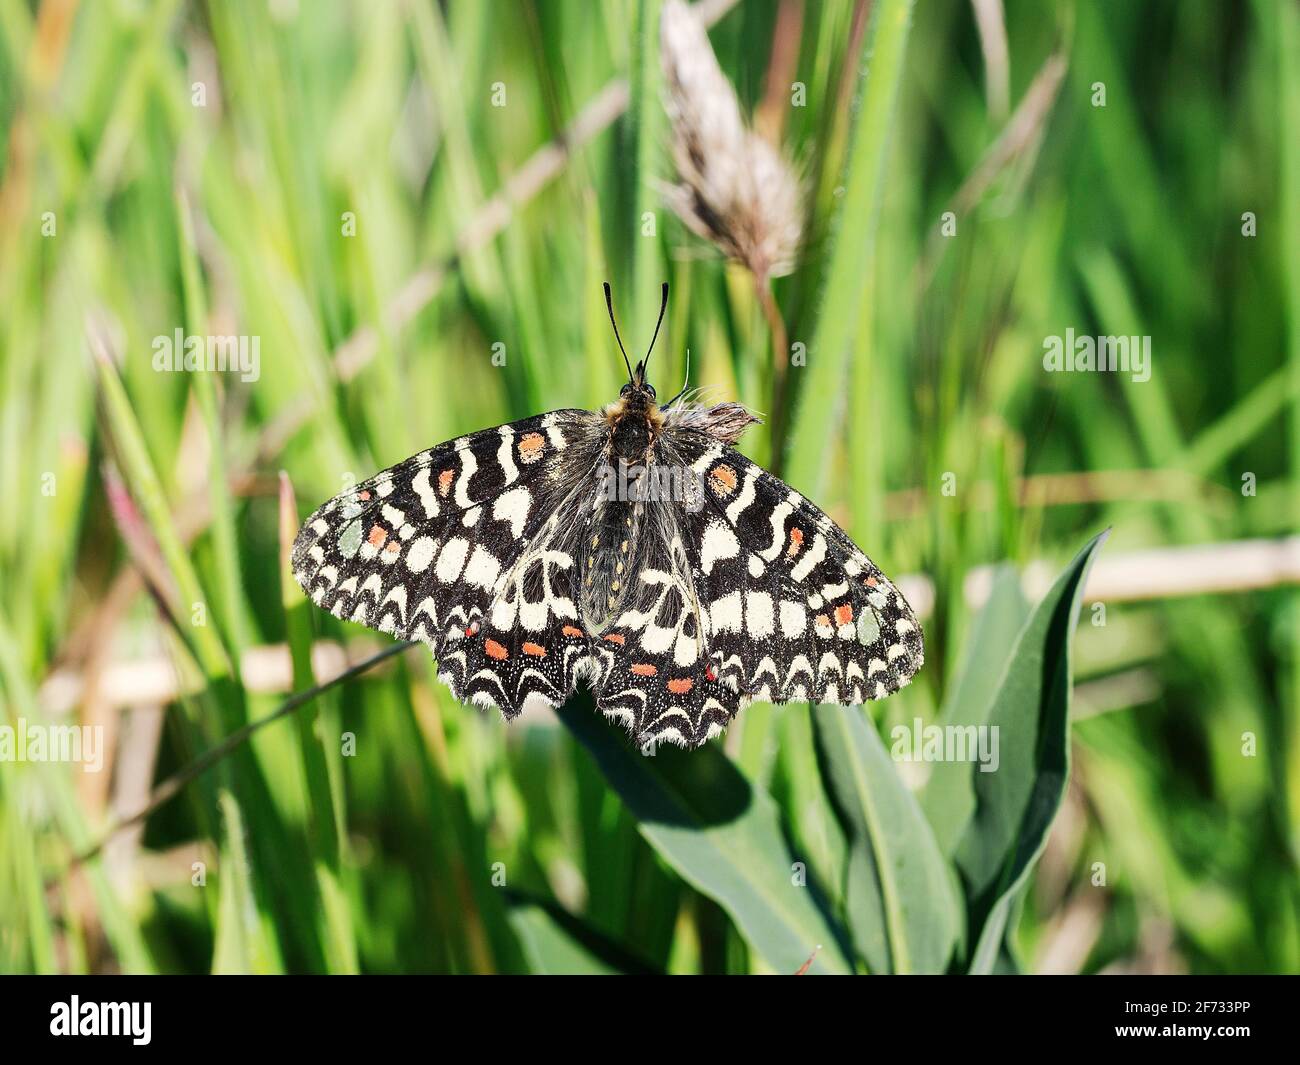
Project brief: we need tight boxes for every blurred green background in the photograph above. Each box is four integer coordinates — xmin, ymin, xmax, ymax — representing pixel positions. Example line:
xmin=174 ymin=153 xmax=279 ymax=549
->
xmin=1 ymin=0 xmax=1297 ymax=974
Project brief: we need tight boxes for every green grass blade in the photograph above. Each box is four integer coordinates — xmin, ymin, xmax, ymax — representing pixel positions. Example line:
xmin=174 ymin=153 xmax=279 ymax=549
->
xmin=784 ymin=0 xmax=914 ymax=497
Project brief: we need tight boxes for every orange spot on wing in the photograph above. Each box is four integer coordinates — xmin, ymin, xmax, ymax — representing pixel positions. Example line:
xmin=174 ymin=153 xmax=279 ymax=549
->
xmin=367 ymin=525 xmax=387 ymax=548
xmin=562 ymin=625 xmax=585 ymax=639
xmin=523 ymin=642 xmax=547 ymax=658
xmin=815 ymin=613 xmax=831 ymax=629
xmin=485 ymin=639 xmax=508 ymax=660
xmin=835 ymin=604 xmax=854 ymax=626
xmin=603 ymin=633 xmax=625 ymax=646
xmin=787 ymin=527 xmax=804 ymax=557
xmin=630 ymin=663 xmax=657 ymax=677
xmin=358 ymin=490 xmax=371 ymax=501
xmin=437 ymin=469 xmax=454 ymax=496
xmin=865 ymin=575 xmax=879 ymax=587
xmin=385 ymin=541 xmax=400 ymax=554
xmin=518 ymin=432 xmax=545 ymax=463
xmin=667 ymin=677 xmax=694 ymax=695
xmin=709 ymin=464 xmax=737 ymax=494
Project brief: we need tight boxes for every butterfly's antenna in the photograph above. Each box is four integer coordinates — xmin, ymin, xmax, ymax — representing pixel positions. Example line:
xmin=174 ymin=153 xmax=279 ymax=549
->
xmin=603 ymin=282 xmax=635 ymax=386
xmin=641 ymin=282 xmax=670 ymax=380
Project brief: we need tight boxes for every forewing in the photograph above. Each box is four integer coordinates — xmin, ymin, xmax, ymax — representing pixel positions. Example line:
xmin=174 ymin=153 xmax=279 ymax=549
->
xmin=596 ymin=428 xmax=923 ymax=748
xmin=681 ymin=435 xmax=923 ymax=706
xmin=292 ymin=410 xmax=606 ymax=714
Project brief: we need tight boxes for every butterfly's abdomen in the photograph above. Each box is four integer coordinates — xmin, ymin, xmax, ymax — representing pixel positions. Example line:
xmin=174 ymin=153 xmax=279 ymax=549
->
xmin=578 ymin=490 xmax=640 ymax=634
xmin=578 ymin=401 xmax=663 ymax=632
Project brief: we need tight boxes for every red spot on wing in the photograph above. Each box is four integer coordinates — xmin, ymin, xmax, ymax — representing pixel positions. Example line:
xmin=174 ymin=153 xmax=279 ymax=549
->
xmin=705 ymin=664 xmax=717 ymax=682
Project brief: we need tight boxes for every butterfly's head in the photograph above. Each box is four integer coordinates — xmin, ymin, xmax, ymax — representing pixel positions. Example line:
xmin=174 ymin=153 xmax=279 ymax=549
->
xmin=604 ymin=282 xmax=669 ymax=411
xmin=619 ymin=361 xmax=657 ymax=409
xmin=609 ymin=366 xmax=662 ymax=439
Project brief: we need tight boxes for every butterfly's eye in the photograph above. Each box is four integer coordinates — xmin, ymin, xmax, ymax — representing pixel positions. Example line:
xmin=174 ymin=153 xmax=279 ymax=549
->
xmin=645 ymin=384 xmax=656 ymax=400
xmin=620 ymin=383 xmax=633 ymax=397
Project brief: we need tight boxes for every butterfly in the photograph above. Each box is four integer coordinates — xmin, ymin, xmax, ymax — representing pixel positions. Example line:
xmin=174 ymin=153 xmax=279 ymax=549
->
xmin=292 ymin=284 xmax=923 ymax=749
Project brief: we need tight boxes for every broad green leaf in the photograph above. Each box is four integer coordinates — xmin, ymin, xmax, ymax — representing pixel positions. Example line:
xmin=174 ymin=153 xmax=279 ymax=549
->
xmin=507 ymin=897 xmax=661 ymax=975
xmin=813 ymin=704 xmax=959 ymax=974
xmin=510 ymin=906 xmax=622 ymax=975
xmin=920 ymin=565 xmax=1029 ymax=856
xmin=957 ymin=531 xmax=1109 ymax=973
xmin=558 ymin=700 xmax=852 ymax=974
xmin=774 ymin=706 xmax=849 ymax=912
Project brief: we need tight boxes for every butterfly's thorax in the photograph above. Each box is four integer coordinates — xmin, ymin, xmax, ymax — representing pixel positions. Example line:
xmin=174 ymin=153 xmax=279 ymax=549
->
xmin=604 ymin=388 xmax=663 ymax=454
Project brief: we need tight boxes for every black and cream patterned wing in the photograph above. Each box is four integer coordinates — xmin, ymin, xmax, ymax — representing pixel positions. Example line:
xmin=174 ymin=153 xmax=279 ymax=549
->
xmin=291 ymin=410 xmax=606 ymax=716
xmin=438 ymin=502 xmax=607 ymax=717
xmin=589 ymin=520 xmax=744 ymax=749
xmin=589 ymin=427 xmax=924 ymax=749
xmin=681 ymin=434 xmax=923 ymax=708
